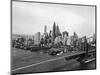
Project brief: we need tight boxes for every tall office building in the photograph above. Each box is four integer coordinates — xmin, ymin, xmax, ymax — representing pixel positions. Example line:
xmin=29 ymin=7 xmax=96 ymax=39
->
xmin=62 ymin=31 xmax=69 ymax=45
xmin=34 ymin=32 xmax=41 ymax=45
xmin=44 ymin=25 xmax=47 ymax=34
xmin=73 ymin=32 xmax=78 ymax=41
xmin=56 ymin=25 xmax=61 ymax=36
xmin=70 ymin=32 xmax=78 ymax=47
xmin=44 ymin=25 xmax=48 ymax=38
xmin=52 ymin=22 xmax=56 ymax=41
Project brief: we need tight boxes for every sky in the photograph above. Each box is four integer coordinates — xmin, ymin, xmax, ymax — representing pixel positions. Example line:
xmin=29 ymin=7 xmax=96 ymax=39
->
xmin=12 ymin=1 xmax=95 ymax=37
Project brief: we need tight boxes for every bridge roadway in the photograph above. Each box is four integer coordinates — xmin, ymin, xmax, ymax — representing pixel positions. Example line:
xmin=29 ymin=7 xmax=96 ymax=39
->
xmin=12 ymin=49 xmax=96 ymax=74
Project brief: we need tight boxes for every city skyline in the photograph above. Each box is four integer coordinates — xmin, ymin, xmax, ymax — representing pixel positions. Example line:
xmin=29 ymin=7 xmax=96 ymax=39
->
xmin=12 ymin=1 xmax=95 ymax=37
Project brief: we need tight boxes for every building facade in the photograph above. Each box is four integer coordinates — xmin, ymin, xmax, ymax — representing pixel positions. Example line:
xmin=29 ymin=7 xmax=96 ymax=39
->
xmin=34 ymin=32 xmax=41 ymax=45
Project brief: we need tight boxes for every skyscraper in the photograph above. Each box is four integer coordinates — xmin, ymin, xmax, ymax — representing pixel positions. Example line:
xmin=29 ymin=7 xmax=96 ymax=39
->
xmin=44 ymin=25 xmax=47 ymax=34
xmin=56 ymin=25 xmax=59 ymax=36
xmin=56 ymin=25 xmax=61 ymax=36
xmin=44 ymin=25 xmax=48 ymax=38
xmin=52 ymin=22 xmax=56 ymax=41
xmin=62 ymin=31 xmax=69 ymax=45
xmin=34 ymin=32 xmax=41 ymax=45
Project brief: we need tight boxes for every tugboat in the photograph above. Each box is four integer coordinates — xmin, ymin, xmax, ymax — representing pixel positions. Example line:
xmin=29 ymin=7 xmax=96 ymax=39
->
xmin=48 ymin=48 xmax=63 ymax=55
